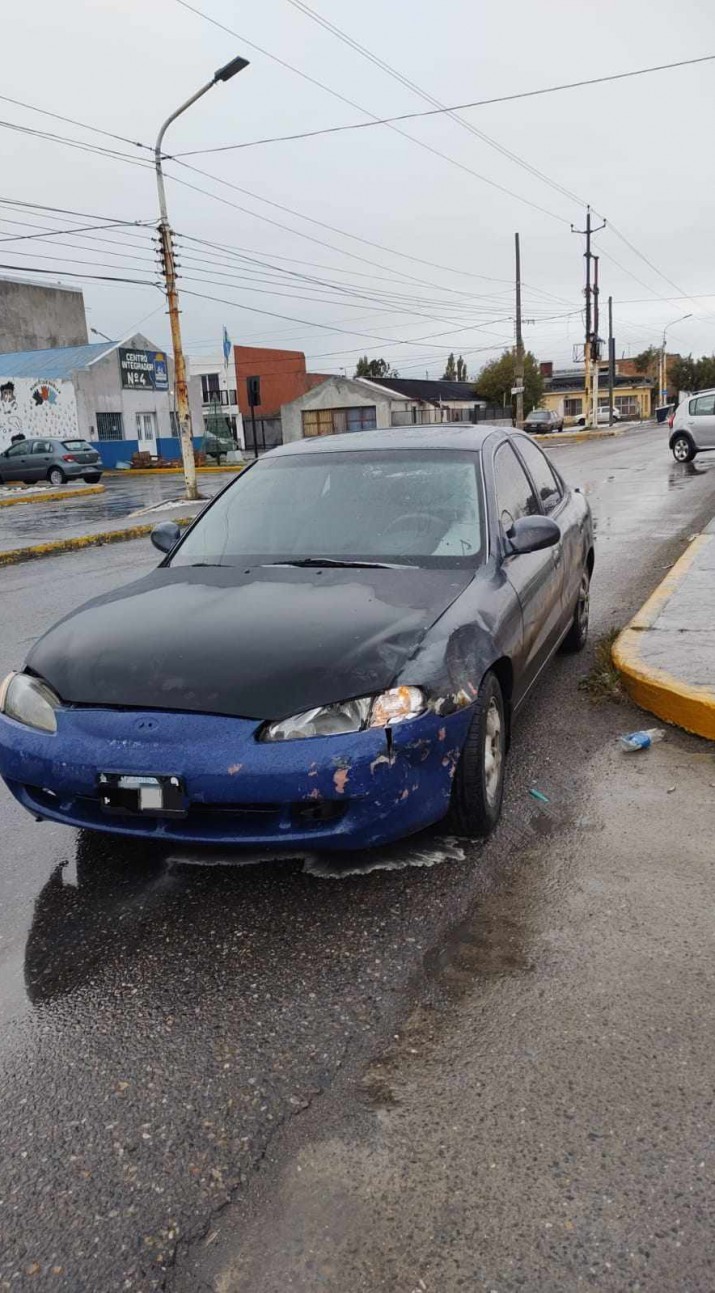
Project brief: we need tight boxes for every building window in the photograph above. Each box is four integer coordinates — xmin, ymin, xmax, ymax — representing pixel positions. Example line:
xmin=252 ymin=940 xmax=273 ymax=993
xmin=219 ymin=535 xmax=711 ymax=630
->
xmin=96 ymin=412 xmax=124 ymax=441
xmin=615 ymin=395 xmax=640 ymax=417
xmin=201 ymin=373 xmax=221 ymax=402
xmin=564 ymin=398 xmax=582 ymax=417
xmin=302 ymin=405 xmax=377 ymax=437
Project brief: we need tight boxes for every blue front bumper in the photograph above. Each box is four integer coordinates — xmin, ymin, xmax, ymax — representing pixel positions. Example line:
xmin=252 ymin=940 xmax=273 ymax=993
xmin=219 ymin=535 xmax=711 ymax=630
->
xmin=0 ymin=704 xmax=473 ymax=851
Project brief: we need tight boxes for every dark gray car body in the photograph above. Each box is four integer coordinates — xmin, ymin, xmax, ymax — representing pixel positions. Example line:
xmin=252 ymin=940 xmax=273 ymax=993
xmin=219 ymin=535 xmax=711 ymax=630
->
xmin=0 ymin=437 xmax=102 ymax=485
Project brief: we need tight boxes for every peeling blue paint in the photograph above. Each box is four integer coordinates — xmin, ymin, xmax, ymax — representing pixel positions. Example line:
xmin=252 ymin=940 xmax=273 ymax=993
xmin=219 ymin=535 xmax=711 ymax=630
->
xmin=0 ymin=704 xmax=475 ymax=851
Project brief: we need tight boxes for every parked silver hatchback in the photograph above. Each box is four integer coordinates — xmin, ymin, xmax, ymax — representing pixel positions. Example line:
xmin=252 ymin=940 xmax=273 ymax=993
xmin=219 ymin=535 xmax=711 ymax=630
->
xmin=0 ymin=437 xmax=103 ymax=486
xmin=669 ymin=390 xmax=715 ymax=462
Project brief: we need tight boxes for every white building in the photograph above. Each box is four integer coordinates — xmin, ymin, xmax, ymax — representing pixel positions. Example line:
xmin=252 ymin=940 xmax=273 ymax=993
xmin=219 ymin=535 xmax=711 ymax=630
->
xmin=281 ymin=376 xmax=493 ymax=443
xmin=188 ymin=354 xmax=244 ymax=450
xmin=0 ymin=334 xmax=204 ymax=467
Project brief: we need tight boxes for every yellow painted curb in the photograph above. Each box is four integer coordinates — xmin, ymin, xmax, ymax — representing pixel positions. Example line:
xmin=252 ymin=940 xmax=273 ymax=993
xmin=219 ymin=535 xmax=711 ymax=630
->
xmin=0 ymin=516 xmax=195 ymax=569
xmin=533 ymin=429 xmax=622 ymax=445
xmin=0 ymin=484 xmax=105 ymax=508
xmin=104 ymin=465 xmax=244 ymax=476
xmin=612 ymin=535 xmax=715 ymax=741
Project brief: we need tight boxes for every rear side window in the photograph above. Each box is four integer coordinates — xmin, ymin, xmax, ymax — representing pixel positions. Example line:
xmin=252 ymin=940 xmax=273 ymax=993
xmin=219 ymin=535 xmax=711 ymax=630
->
xmin=493 ymin=442 xmax=539 ymax=530
xmin=514 ymin=437 xmax=563 ymax=513
xmin=31 ymin=441 xmax=53 ymax=454
xmin=689 ymin=395 xmax=715 ymax=416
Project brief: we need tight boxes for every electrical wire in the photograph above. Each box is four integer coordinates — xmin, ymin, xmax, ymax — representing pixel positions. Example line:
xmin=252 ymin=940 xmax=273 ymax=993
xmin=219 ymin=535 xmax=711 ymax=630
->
xmin=172 ymin=52 xmax=715 ymax=155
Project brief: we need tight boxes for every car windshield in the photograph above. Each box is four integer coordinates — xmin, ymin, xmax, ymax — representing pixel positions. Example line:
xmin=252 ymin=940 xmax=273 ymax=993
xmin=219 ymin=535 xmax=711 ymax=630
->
xmin=170 ymin=448 xmax=485 ymax=568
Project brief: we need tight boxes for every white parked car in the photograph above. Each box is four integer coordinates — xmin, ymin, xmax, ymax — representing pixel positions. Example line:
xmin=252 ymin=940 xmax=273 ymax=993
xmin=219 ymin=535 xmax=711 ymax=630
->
xmin=576 ymin=407 xmax=622 ymax=427
xmin=669 ymin=389 xmax=715 ymax=462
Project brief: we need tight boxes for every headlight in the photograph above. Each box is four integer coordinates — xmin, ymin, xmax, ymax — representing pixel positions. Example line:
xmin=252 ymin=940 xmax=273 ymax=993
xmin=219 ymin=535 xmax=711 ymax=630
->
xmin=0 ymin=672 xmax=61 ymax=733
xmin=261 ymin=686 xmax=425 ymax=742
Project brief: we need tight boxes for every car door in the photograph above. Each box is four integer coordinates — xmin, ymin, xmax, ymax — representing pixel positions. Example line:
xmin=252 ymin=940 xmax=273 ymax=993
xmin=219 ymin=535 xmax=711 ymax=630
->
xmin=0 ymin=441 xmax=32 ymax=482
xmin=512 ymin=434 xmax=577 ymax=626
xmin=683 ymin=393 xmax=715 ymax=448
xmin=491 ymin=439 xmax=564 ymax=698
xmin=28 ymin=439 xmax=54 ymax=482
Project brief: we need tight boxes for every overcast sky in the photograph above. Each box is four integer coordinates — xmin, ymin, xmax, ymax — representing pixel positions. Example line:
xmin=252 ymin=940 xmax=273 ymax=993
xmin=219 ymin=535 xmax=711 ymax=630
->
xmin=3 ymin=0 xmax=715 ymax=379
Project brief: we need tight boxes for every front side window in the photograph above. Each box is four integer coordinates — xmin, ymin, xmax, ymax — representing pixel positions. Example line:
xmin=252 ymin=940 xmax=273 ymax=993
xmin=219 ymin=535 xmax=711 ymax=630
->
xmin=493 ymin=442 xmax=539 ymax=531
xmin=689 ymin=394 xmax=715 ymax=416
xmin=514 ymin=437 xmax=563 ymax=513
xmin=5 ymin=442 xmax=28 ymax=458
xmin=170 ymin=449 xmax=485 ymax=568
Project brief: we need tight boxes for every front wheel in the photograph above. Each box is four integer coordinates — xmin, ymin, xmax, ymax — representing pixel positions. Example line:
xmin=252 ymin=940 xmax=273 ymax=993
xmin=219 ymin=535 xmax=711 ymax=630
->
xmin=449 ymin=671 xmax=506 ymax=839
xmin=671 ymin=434 xmax=695 ymax=463
xmin=48 ymin=467 xmax=66 ymax=485
xmin=561 ymin=569 xmax=590 ymax=653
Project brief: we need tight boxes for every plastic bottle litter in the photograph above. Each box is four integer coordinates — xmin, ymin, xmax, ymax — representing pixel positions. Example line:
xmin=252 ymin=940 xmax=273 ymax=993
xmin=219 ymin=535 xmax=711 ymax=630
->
xmin=618 ymin=728 xmax=665 ymax=752
xmin=528 ymin=787 xmax=550 ymax=803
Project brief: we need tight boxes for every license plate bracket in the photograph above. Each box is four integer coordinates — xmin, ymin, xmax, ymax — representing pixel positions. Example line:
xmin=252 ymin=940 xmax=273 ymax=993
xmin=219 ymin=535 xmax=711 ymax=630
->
xmin=98 ymin=773 xmax=187 ymax=818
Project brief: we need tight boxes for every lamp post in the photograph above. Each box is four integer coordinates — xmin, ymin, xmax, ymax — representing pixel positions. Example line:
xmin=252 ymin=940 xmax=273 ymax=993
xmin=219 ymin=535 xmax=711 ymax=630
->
xmin=660 ymin=313 xmax=692 ymax=409
xmin=155 ymin=55 xmax=249 ymax=500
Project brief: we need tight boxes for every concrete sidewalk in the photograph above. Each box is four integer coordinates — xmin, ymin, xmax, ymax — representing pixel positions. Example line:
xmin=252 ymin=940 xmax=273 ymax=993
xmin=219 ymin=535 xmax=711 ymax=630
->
xmin=614 ymin=519 xmax=715 ymax=739
xmin=0 ymin=499 xmax=204 ymax=566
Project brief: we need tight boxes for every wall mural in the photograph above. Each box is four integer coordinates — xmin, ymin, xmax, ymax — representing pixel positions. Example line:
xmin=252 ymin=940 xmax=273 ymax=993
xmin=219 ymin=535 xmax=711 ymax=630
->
xmin=0 ymin=377 xmax=79 ymax=452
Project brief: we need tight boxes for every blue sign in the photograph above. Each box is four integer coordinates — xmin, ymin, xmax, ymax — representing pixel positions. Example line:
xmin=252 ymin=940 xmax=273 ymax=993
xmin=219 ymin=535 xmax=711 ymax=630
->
xmin=119 ymin=347 xmax=169 ymax=391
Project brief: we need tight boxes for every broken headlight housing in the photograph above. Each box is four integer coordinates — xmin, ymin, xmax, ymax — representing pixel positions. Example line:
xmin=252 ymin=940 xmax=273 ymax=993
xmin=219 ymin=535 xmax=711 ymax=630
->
xmin=0 ymin=672 xmax=61 ymax=734
xmin=260 ymin=686 xmax=425 ymax=742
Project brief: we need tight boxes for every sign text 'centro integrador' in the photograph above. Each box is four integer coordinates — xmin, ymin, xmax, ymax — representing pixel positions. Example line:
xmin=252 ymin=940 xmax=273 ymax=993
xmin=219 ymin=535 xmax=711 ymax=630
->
xmin=118 ymin=348 xmax=169 ymax=391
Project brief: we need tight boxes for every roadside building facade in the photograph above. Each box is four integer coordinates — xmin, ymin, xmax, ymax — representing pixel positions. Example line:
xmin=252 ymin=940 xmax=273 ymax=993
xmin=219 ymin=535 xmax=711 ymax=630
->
xmin=281 ymin=375 xmax=496 ymax=442
xmin=0 ymin=276 xmax=88 ymax=354
xmin=234 ymin=346 xmax=332 ymax=420
xmin=0 ymin=335 xmax=203 ymax=465
xmin=539 ymin=363 xmax=654 ymax=422
xmin=188 ymin=354 xmax=244 ymax=450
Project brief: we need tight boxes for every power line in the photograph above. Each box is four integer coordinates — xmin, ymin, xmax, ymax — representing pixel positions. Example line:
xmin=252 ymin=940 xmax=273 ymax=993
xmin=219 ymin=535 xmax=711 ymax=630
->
xmin=0 ymin=217 xmax=154 ymax=245
xmin=0 ymin=195 xmax=152 ymax=226
xmin=172 ymin=53 xmax=715 ymax=155
xmin=0 ymin=93 xmax=153 ymax=152
xmin=0 ymin=262 xmax=156 ymax=286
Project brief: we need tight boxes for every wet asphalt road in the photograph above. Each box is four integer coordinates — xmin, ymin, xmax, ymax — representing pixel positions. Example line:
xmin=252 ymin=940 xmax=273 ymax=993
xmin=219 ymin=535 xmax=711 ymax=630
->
xmin=0 ymin=474 xmax=236 ymax=550
xmin=0 ymin=425 xmax=714 ymax=1291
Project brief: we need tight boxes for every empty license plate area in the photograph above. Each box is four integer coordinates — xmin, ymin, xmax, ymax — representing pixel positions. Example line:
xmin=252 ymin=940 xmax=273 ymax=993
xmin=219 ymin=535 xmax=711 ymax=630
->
xmin=98 ymin=774 xmax=186 ymax=817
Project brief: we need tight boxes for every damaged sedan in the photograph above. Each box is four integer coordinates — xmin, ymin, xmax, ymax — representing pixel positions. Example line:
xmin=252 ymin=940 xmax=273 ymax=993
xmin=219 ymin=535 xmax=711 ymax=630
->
xmin=0 ymin=427 xmax=593 ymax=851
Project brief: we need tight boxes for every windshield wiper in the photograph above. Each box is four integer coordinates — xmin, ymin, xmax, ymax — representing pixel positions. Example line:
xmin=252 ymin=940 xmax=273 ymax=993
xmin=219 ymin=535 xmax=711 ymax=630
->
xmin=261 ymin=557 xmax=408 ymax=569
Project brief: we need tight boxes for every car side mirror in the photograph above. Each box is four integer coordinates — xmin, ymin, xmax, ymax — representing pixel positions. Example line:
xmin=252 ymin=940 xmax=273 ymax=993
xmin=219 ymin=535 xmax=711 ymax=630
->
xmin=150 ymin=520 xmax=181 ymax=554
xmin=506 ymin=514 xmax=560 ymax=555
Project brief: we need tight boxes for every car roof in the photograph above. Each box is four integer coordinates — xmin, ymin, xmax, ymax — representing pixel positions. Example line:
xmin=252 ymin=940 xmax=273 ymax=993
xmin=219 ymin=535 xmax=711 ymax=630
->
xmin=267 ymin=424 xmax=508 ymax=458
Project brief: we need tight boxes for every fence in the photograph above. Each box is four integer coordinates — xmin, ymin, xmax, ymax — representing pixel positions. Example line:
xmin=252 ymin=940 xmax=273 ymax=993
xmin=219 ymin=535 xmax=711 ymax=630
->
xmin=390 ymin=404 xmax=512 ymax=428
xmin=243 ymin=416 xmax=283 ymax=456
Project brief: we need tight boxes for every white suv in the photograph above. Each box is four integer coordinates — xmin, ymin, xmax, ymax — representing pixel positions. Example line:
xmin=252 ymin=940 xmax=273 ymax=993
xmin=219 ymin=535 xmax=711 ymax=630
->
xmin=669 ymin=390 xmax=715 ymax=462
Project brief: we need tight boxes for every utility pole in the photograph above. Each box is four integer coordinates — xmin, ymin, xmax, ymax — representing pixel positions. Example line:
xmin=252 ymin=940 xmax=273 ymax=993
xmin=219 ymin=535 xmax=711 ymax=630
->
xmin=608 ymin=295 xmax=615 ymax=426
xmin=591 ymin=255 xmax=600 ymax=427
xmin=571 ymin=206 xmax=606 ymax=426
xmin=154 ymin=54 xmax=249 ymax=501
xmin=514 ymin=232 xmax=525 ymax=428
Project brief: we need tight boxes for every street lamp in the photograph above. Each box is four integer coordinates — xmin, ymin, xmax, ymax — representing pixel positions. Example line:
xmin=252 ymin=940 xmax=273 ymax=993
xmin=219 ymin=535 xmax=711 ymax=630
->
xmin=660 ymin=313 xmax=692 ymax=408
xmin=155 ymin=55 xmax=250 ymax=500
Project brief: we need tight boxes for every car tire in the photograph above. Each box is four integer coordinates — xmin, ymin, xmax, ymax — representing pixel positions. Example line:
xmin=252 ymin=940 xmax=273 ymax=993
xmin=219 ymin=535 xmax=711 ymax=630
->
xmin=48 ymin=467 xmax=66 ymax=485
xmin=671 ymin=434 xmax=695 ymax=463
xmin=83 ymin=474 xmax=102 ymax=483
xmin=560 ymin=568 xmax=591 ymax=653
xmin=449 ymin=670 xmax=506 ymax=839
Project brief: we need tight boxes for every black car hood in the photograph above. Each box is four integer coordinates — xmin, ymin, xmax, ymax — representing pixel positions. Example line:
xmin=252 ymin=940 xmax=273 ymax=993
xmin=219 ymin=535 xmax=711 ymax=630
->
xmin=27 ymin=564 xmax=473 ymax=720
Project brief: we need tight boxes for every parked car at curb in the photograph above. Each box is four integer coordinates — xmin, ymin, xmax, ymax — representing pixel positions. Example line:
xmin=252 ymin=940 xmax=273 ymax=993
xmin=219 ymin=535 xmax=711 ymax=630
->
xmin=523 ymin=409 xmax=564 ymax=433
xmin=576 ymin=407 xmax=622 ymax=428
xmin=0 ymin=437 xmax=102 ymax=486
xmin=0 ymin=426 xmax=593 ymax=854
xmin=669 ymin=389 xmax=715 ymax=462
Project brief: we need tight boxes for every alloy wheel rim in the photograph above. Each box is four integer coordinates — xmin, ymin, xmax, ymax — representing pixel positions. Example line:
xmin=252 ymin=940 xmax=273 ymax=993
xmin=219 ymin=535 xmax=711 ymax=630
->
xmin=484 ymin=698 xmax=503 ymax=807
xmin=674 ymin=440 xmax=689 ymax=461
